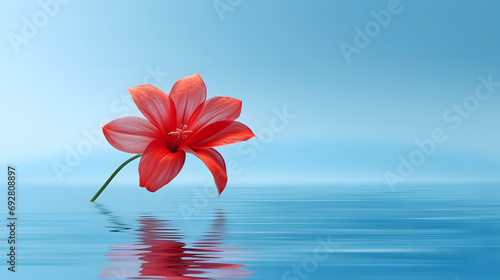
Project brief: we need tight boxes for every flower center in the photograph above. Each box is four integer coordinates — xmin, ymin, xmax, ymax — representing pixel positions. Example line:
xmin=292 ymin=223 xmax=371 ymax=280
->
xmin=167 ymin=124 xmax=193 ymax=152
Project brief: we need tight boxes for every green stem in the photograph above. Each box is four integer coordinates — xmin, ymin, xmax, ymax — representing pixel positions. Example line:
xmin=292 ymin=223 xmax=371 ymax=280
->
xmin=90 ymin=154 xmax=141 ymax=202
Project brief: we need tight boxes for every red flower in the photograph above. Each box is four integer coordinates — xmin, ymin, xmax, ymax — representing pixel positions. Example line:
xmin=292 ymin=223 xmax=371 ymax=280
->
xmin=102 ymin=74 xmax=254 ymax=194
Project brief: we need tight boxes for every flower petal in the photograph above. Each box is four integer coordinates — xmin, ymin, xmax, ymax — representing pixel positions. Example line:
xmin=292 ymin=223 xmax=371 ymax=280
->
xmin=128 ymin=84 xmax=175 ymax=137
xmin=184 ymin=147 xmax=227 ymax=195
xmin=103 ymin=116 xmax=161 ymax=153
xmin=139 ymin=140 xmax=186 ymax=192
xmin=186 ymin=121 xmax=255 ymax=149
xmin=169 ymin=74 xmax=207 ymax=125
xmin=187 ymin=96 xmax=242 ymax=132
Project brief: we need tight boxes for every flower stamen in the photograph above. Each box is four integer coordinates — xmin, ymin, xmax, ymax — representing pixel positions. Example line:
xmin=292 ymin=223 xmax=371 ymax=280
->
xmin=168 ymin=124 xmax=193 ymax=151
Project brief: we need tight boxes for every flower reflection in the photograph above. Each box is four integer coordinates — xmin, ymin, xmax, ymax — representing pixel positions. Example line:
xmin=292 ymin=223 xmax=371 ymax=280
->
xmin=99 ymin=211 xmax=251 ymax=279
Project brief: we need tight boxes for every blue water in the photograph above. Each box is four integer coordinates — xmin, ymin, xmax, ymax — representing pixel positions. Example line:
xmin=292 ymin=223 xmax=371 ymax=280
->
xmin=2 ymin=183 xmax=500 ymax=279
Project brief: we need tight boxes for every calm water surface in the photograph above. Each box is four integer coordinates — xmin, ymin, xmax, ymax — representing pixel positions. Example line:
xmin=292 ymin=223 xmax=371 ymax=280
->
xmin=3 ymin=183 xmax=500 ymax=279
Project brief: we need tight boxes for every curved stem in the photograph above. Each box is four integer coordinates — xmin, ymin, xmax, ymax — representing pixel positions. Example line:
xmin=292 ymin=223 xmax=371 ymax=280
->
xmin=90 ymin=154 xmax=141 ymax=202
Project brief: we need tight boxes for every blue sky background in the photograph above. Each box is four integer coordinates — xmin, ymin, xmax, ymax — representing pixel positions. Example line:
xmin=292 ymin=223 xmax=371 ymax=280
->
xmin=1 ymin=0 xmax=500 ymax=189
